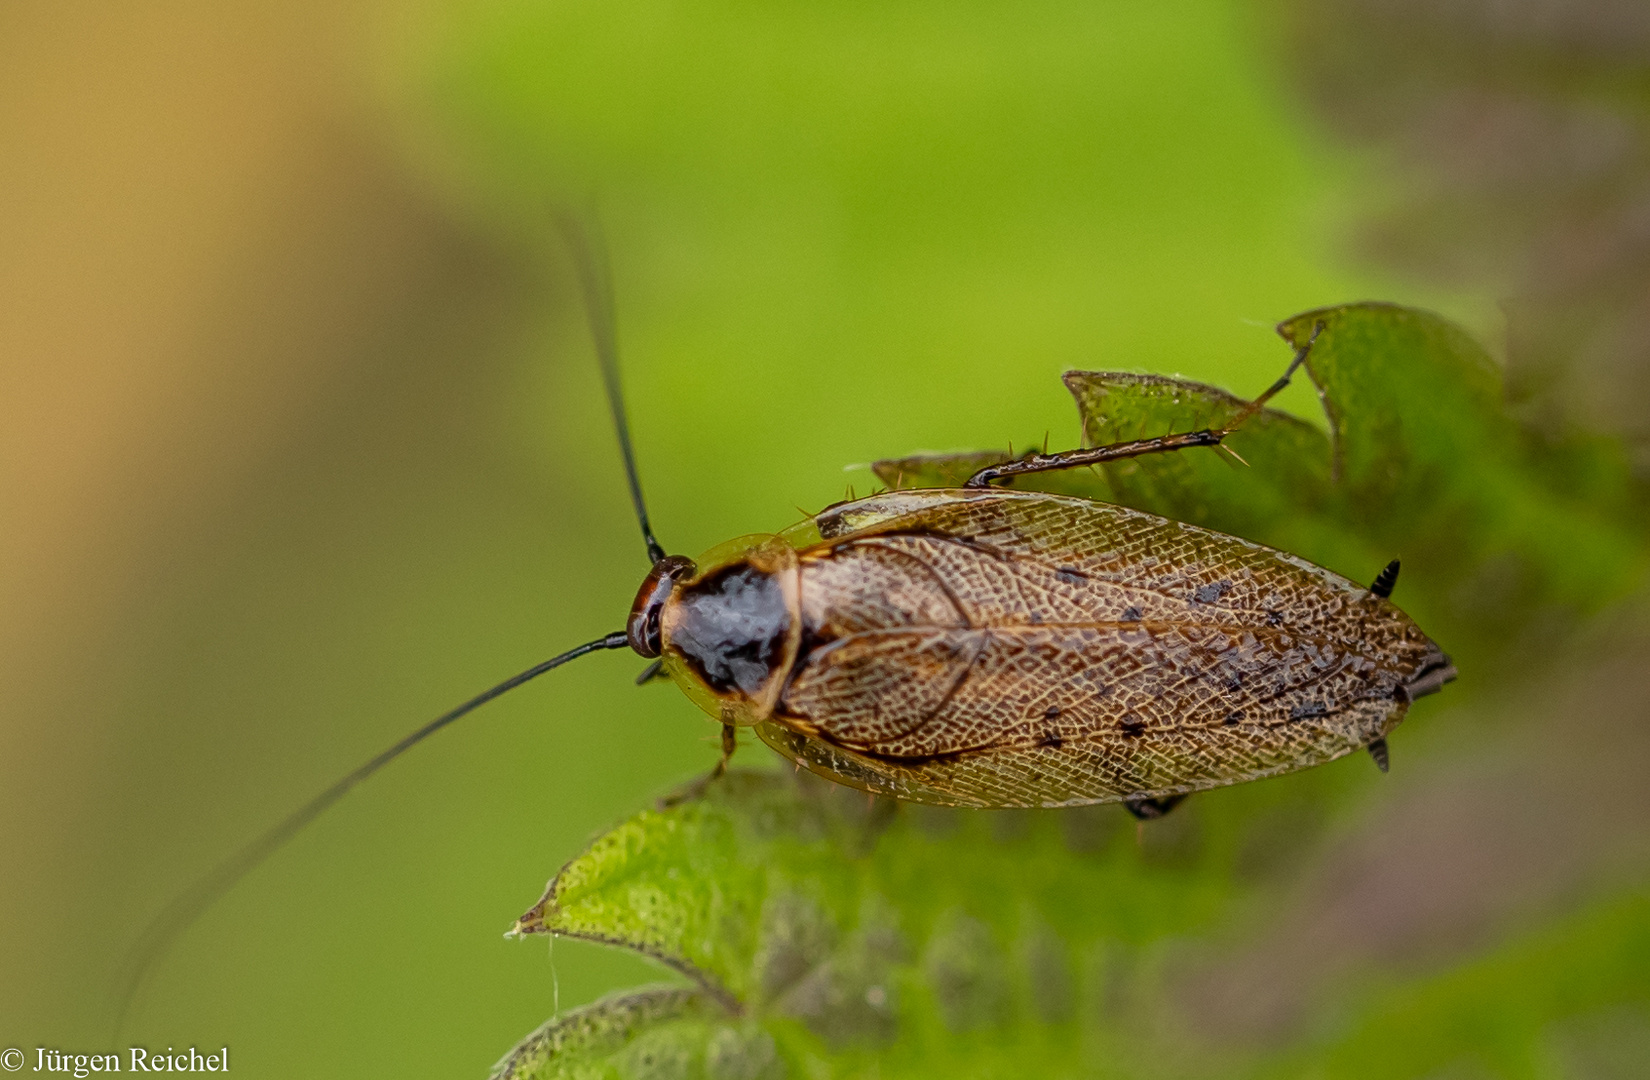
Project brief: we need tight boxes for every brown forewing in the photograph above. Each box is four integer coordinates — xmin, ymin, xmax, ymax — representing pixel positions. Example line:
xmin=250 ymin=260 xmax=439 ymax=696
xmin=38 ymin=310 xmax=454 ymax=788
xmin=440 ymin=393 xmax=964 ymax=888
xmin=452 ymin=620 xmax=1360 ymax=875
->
xmin=759 ymin=489 xmax=1443 ymax=807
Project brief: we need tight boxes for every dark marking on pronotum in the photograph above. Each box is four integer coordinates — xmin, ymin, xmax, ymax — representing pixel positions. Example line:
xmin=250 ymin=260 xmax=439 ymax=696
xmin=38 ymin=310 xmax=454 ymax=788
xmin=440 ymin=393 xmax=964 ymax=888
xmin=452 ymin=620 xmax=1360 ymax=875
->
xmin=669 ymin=562 xmax=790 ymax=698
xmin=1055 ymin=566 xmax=1088 ymax=586
xmin=1369 ymin=559 xmax=1400 ymax=600
xmin=1367 ymin=737 xmax=1390 ymax=773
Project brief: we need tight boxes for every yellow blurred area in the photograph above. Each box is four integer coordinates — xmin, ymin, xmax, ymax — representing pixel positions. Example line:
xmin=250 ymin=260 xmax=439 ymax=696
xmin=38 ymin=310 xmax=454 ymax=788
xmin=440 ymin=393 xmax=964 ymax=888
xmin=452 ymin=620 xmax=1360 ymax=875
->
xmin=0 ymin=0 xmax=573 ymax=1045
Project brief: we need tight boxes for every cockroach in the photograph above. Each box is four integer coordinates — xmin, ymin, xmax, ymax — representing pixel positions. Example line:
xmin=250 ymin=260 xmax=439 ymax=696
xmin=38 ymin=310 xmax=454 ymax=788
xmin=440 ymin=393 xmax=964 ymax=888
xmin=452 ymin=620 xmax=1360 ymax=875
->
xmin=119 ymin=213 xmax=1454 ymax=1017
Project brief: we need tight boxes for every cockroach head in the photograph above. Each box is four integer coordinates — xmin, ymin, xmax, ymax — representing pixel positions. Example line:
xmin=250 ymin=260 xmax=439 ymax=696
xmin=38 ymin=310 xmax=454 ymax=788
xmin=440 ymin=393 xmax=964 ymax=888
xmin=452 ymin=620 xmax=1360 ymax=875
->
xmin=628 ymin=555 xmax=697 ymax=658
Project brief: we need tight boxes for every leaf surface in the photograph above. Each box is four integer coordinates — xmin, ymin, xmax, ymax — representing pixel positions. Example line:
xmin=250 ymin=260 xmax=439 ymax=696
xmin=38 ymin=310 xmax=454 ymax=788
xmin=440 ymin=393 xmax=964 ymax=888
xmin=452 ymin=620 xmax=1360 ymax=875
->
xmin=501 ymin=771 xmax=1227 ymax=1079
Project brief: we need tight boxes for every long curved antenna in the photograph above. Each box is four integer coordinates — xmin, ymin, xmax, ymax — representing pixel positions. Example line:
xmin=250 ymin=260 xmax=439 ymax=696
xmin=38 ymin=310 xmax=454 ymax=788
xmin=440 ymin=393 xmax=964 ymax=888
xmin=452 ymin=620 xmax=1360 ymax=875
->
xmin=556 ymin=209 xmax=667 ymax=565
xmin=112 ymin=631 xmax=629 ymax=1035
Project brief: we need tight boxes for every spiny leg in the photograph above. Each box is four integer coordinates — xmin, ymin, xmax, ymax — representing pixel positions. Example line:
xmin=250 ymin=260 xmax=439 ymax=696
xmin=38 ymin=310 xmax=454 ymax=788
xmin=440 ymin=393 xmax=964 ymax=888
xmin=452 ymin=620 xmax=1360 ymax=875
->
xmin=658 ymin=722 xmax=740 ymax=807
xmin=965 ymin=430 xmax=1227 ymax=487
xmin=709 ymin=721 xmax=738 ymax=781
xmin=965 ymin=320 xmax=1325 ymax=489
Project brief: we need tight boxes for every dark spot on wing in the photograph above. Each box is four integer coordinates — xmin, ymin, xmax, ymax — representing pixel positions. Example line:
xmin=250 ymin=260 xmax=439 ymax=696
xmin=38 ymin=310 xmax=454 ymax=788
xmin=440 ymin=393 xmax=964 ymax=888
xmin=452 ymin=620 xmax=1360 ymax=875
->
xmin=1038 ymin=732 xmax=1064 ymax=749
xmin=1289 ymin=702 xmax=1329 ymax=721
xmin=1055 ymin=566 xmax=1088 ymax=586
xmin=1193 ymin=580 xmax=1233 ymax=604
xmin=1120 ymin=606 xmax=1143 ymax=622
xmin=1265 ymin=610 xmax=1284 ymax=627
xmin=1119 ymin=716 xmax=1145 ymax=738
xmin=1043 ymin=706 xmax=1061 ymax=720
xmin=1224 ymin=711 xmax=1243 ymax=725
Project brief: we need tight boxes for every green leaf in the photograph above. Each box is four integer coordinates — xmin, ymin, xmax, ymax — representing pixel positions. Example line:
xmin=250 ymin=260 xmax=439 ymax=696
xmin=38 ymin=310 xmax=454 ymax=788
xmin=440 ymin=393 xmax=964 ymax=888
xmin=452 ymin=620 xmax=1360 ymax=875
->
xmin=872 ymin=303 xmax=1646 ymax=656
xmin=490 ymin=988 xmax=788 ymax=1080
xmin=499 ymin=771 xmax=1236 ymax=1079
xmin=490 ymin=988 xmax=718 ymax=1080
xmin=1276 ymin=305 xmax=1644 ymax=634
xmin=496 ymin=770 xmax=1650 ymax=1080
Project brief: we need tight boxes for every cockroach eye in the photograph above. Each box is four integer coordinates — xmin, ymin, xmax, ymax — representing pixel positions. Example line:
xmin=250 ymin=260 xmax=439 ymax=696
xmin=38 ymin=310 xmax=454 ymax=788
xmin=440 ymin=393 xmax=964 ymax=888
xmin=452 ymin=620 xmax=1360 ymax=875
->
xmin=628 ymin=555 xmax=697 ymax=658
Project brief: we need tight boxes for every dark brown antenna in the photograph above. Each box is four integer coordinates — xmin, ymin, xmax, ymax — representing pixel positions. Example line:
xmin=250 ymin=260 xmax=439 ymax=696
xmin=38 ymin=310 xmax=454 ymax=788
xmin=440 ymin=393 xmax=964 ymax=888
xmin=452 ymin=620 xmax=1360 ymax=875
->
xmin=112 ymin=633 xmax=629 ymax=1034
xmin=556 ymin=208 xmax=668 ymax=565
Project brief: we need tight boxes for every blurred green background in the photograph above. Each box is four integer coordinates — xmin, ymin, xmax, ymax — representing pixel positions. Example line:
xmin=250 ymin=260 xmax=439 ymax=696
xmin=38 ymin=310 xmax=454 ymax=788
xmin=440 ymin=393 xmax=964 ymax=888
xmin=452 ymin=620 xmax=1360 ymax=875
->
xmin=2 ymin=0 xmax=1645 ymax=1077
